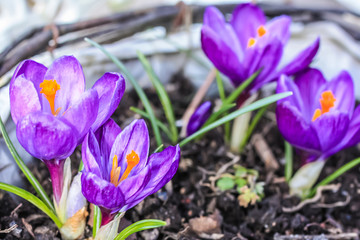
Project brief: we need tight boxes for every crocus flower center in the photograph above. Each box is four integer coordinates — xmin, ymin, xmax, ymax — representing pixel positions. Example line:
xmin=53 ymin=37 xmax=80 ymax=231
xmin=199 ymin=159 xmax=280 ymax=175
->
xmin=312 ymin=90 xmax=336 ymax=121
xmin=40 ymin=79 xmax=61 ymax=116
xmin=247 ymin=25 xmax=267 ymax=48
xmin=110 ymin=150 xmax=140 ymax=187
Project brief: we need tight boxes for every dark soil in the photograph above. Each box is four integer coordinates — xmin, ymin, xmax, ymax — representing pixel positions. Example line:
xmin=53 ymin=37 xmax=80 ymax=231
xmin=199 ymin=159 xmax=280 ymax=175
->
xmin=1 ymin=72 xmax=360 ymax=240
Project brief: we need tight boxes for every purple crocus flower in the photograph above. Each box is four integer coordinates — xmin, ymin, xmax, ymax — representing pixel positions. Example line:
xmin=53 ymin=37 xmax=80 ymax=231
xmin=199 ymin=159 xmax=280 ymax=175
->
xmin=276 ymin=68 xmax=360 ymax=161
xmin=81 ymin=119 xmax=180 ymax=225
xmin=9 ymin=55 xmax=125 ymax=203
xmin=187 ymin=101 xmax=212 ymax=136
xmin=201 ymin=3 xmax=320 ymax=95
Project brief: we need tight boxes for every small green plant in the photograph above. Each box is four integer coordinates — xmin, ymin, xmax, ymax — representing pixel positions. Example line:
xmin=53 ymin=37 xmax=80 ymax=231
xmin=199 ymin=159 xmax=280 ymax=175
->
xmin=216 ymin=165 xmax=264 ymax=207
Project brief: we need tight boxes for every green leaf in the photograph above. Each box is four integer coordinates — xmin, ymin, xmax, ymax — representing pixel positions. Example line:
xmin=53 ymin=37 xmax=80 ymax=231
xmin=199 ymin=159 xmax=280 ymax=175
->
xmin=284 ymin=141 xmax=293 ymax=182
xmin=0 ymin=182 xmax=62 ymax=228
xmin=308 ymin=157 xmax=360 ymax=198
xmin=92 ymin=205 xmax=102 ymax=238
xmin=239 ymin=106 xmax=267 ymax=152
xmin=114 ymin=219 xmax=167 ymax=240
xmin=216 ymin=177 xmax=235 ymax=191
xmin=179 ymin=92 xmax=292 ymax=147
xmin=235 ymin=166 xmax=247 ymax=177
xmin=203 ymin=71 xmax=260 ymax=127
xmin=129 ymin=107 xmax=172 ymax=140
xmin=255 ymin=182 xmax=265 ymax=197
xmin=85 ymin=38 xmax=163 ymax=147
xmin=234 ymin=178 xmax=247 ymax=188
xmin=137 ymin=51 xmax=178 ymax=143
xmin=0 ymin=116 xmax=54 ymax=213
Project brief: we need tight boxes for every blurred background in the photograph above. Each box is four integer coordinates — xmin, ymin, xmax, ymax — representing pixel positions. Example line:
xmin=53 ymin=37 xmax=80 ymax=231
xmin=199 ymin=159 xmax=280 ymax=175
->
xmin=1 ymin=0 xmax=360 ymax=186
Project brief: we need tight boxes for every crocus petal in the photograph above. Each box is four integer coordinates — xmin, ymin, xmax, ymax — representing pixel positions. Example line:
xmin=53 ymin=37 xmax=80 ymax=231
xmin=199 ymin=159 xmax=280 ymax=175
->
xmin=109 ymin=119 xmax=150 ymax=178
xmin=325 ymin=70 xmax=355 ymax=114
xmin=276 ymin=102 xmax=321 ymax=154
xmin=95 ymin=119 xmax=122 ymax=168
xmin=248 ymin=39 xmax=283 ymax=92
xmin=66 ymin=173 xmax=87 ymax=219
xmin=10 ymin=75 xmax=41 ymax=124
xmin=294 ymin=68 xmax=326 ymax=121
xmin=201 ymin=26 xmax=244 ymax=85
xmin=127 ymin=145 xmax=180 ymax=210
xmin=187 ymin=101 xmax=212 ymax=136
xmin=16 ymin=112 xmax=77 ymax=161
xmin=81 ymin=172 xmax=125 ymax=210
xmin=341 ymin=105 xmax=360 ymax=149
xmin=61 ymin=89 xmax=99 ymax=143
xmin=11 ymin=59 xmax=47 ymax=101
xmin=279 ymin=37 xmax=320 ymax=76
xmin=311 ymin=111 xmax=349 ymax=154
xmin=117 ymin=166 xmax=151 ymax=212
xmin=276 ymin=74 xmax=304 ymax=111
xmin=230 ymin=3 xmax=266 ymax=50
xmin=44 ymin=56 xmax=85 ymax=115
xmin=265 ymin=15 xmax=291 ymax=45
xmin=91 ymin=72 xmax=125 ymax=131
xmin=203 ymin=6 xmax=243 ymax=60
xmin=82 ymin=131 xmax=102 ymax=177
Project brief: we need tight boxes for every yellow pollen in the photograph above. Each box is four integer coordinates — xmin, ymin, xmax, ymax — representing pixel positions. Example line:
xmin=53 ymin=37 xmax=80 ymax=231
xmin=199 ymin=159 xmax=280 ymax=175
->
xmin=39 ymin=79 xmax=61 ymax=116
xmin=312 ymin=91 xmax=336 ymax=121
xmin=119 ymin=150 xmax=140 ymax=182
xmin=247 ymin=38 xmax=256 ymax=48
xmin=110 ymin=155 xmax=121 ymax=187
xmin=257 ymin=26 xmax=266 ymax=37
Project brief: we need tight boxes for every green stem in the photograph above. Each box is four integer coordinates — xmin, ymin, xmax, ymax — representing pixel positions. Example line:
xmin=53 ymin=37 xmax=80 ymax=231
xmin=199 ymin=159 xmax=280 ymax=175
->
xmin=0 ymin=117 xmax=55 ymax=213
xmin=92 ymin=205 xmax=102 ymax=238
xmin=308 ymin=157 xmax=360 ymax=197
xmin=284 ymin=141 xmax=293 ymax=182
xmin=0 ymin=182 xmax=62 ymax=228
xmin=215 ymin=70 xmax=230 ymax=142
xmin=239 ymin=106 xmax=267 ymax=152
xmin=85 ymin=38 xmax=163 ymax=147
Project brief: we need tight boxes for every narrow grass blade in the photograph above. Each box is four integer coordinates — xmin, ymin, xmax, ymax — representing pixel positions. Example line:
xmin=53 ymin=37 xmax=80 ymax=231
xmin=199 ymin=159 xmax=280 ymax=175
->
xmin=204 ymin=71 xmax=260 ymax=127
xmin=137 ymin=51 xmax=178 ymax=143
xmin=0 ymin=182 xmax=62 ymax=228
xmin=216 ymin=70 xmax=230 ymax=141
xmin=130 ymin=107 xmax=172 ymax=139
xmin=0 ymin=117 xmax=54 ymax=213
xmin=179 ymin=92 xmax=292 ymax=147
xmin=284 ymin=141 xmax=293 ymax=182
xmin=223 ymin=70 xmax=260 ymax=106
xmin=85 ymin=38 xmax=163 ymax=147
xmin=239 ymin=106 xmax=267 ymax=151
xmin=308 ymin=157 xmax=360 ymax=197
xmin=114 ymin=219 xmax=166 ymax=240
xmin=92 ymin=205 xmax=102 ymax=238
xmin=215 ymin=70 xmax=226 ymax=101
xmin=153 ymin=144 xmax=164 ymax=153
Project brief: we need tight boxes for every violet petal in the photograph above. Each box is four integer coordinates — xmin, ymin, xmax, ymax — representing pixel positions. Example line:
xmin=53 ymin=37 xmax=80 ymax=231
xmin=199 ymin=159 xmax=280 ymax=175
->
xmin=91 ymin=72 xmax=125 ymax=131
xmin=109 ymin=119 xmax=150 ymax=178
xmin=10 ymin=75 xmax=41 ymax=124
xmin=81 ymin=172 xmax=125 ymax=210
xmin=230 ymin=3 xmax=266 ymax=50
xmin=61 ymin=89 xmax=99 ymax=143
xmin=43 ymin=56 xmax=85 ymax=115
xmin=16 ymin=112 xmax=77 ymax=161
xmin=187 ymin=101 xmax=212 ymax=136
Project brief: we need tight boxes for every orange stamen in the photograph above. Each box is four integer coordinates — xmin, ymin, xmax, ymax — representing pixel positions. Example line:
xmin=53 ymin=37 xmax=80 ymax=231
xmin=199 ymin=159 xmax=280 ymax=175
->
xmin=119 ymin=150 xmax=140 ymax=182
xmin=312 ymin=91 xmax=336 ymax=121
xmin=39 ymin=79 xmax=61 ymax=116
xmin=110 ymin=155 xmax=121 ymax=187
xmin=247 ymin=38 xmax=256 ymax=48
xmin=257 ymin=26 xmax=266 ymax=37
